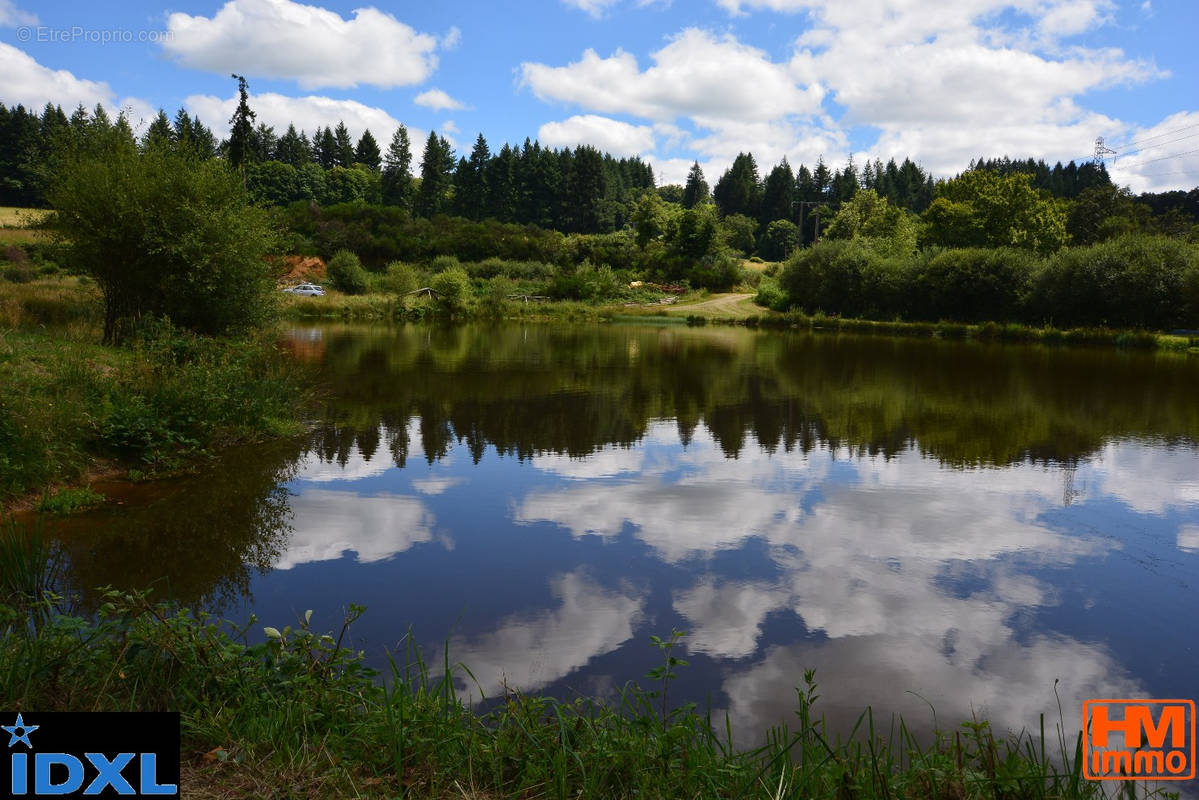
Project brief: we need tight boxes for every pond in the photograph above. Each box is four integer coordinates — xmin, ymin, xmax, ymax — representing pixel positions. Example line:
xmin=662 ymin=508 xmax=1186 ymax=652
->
xmin=51 ymin=322 xmax=1199 ymax=750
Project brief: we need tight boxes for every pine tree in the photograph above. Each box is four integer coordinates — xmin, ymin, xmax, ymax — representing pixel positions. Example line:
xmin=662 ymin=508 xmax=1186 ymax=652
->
xmin=453 ymin=133 xmax=490 ymax=220
xmin=68 ymin=105 xmax=90 ymax=141
xmin=566 ymin=145 xmax=607 ymax=232
xmin=143 ymin=109 xmax=175 ymax=152
xmin=681 ymin=162 xmax=709 ymax=208
xmin=712 ymin=152 xmax=761 ymax=218
xmin=381 ymin=125 xmax=413 ymax=209
xmin=189 ymin=118 xmax=219 ymax=160
xmin=812 ymin=156 xmax=831 ymax=199
xmin=333 ymin=122 xmax=354 ymax=168
xmin=486 ymin=143 xmax=517 ymax=222
xmin=227 ymin=74 xmax=256 ymax=172
xmin=354 ymin=129 xmax=382 ymax=171
xmin=416 ymin=132 xmax=455 ymax=217
xmin=248 ymin=123 xmax=276 ymax=164
xmin=275 ymin=124 xmax=311 ymax=167
xmin=315 ymin=127 xmax=336 ymax=169
xmin=173 ymin=108 xmax=194 ymax=149
xmin=760 ymin=159 xmax=795 ymax=226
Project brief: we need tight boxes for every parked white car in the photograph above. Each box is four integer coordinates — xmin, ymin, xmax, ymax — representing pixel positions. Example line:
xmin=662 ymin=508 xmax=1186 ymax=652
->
xmin=284 ymin=283 xmax=326 ymax=297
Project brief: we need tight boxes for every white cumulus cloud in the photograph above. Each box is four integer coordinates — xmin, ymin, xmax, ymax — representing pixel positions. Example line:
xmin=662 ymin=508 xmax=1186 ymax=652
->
xmin=164 ymin=0 xmax=440 ymax=90
xmin=0 ymin=43 xmax=153 ymax=127
xmin=522 ymin=29 xmax=823 ymax=126
xmin=522 ymin=2 xmax=1171 ymax=183
xmin=414 ymin=88 xmax=466 ymax=112
xmin=538 ymin=114 xmax=656 ymax=157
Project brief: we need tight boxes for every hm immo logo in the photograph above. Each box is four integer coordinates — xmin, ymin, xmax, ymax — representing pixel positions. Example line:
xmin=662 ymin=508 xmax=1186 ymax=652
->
xmin=1083 ymin=699 xmax=1195 ymax=781
xmin=2 ymin=712 xmax=179 ymax=796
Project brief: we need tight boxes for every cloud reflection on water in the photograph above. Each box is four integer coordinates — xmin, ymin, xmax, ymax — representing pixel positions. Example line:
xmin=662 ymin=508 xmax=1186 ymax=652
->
xmin=510 ymin=426 xmax=1196 ymax=739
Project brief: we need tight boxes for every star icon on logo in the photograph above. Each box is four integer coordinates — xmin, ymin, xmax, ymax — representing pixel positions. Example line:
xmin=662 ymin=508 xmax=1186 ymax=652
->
xmin=3 ymin=713 xmax=38 ymax=748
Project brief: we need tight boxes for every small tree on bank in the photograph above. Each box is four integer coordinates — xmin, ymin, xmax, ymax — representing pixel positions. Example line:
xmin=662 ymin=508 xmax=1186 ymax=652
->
xmin=48 ymin=144 xmax=279 ymax=343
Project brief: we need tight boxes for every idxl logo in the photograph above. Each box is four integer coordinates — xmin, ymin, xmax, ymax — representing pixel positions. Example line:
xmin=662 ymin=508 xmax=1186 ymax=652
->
xmin=2 ymin=712 xmax=179 ymax=796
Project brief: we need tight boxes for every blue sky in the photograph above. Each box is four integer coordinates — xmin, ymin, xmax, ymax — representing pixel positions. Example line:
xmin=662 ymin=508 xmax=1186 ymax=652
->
xmin=2 ymin=0 xmax=1197 ymax=190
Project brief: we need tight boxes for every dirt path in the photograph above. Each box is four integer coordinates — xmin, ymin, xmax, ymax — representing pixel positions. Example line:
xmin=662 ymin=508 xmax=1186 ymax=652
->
xmin=666 ymin=292 xmax=757 ymax=317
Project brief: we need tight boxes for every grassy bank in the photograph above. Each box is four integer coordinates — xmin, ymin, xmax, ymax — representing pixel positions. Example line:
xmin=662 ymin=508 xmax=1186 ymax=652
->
xmin=279 ymin=290 xmax=614 ymax=324
xmin=0 ymin=279 xmax=309 ymax=504
xmin=678 ymin=304 xmax=1199 ymax=351
xmin=0 ymin=540 xmax=1158 ymax=800
xmin=280 ymin=283 xmax=1199 ymax=352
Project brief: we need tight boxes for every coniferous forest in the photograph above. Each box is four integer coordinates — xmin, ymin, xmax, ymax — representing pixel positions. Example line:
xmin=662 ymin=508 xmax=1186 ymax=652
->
xmin=3 ymin=95 xmax=1198 ymax=325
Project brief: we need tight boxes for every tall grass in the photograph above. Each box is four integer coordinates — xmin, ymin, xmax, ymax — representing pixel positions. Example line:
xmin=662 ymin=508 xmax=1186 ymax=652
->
xmin=1 ymin=294 xmax=309 ymax=500
xmin=0 ymin=592 xmax=1173 ymax=798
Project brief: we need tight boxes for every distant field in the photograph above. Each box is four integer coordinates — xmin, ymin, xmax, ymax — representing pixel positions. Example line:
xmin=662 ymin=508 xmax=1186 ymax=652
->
xmin=0 ymin=207 xmax=50 ymax=228
xmin=0 ymin=229 xmax=45 ymax=245
xmin=740 ymin=258 xmax=776 ymax=272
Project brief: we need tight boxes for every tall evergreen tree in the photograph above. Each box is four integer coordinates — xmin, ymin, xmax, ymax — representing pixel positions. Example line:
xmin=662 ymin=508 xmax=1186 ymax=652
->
xmin=830 ymin=155 xmax=859 ymax=203
xmin=712 ymin=152 xmax=761 ymax=218
xmin=681 ymin=162 xmax=709 ymax=208
xmin=227 ymin=74 xmax=256 ymax=172
xmin=68 ymin=105 xmax=90 ymax=140
xmin=189 ymin=118 xmax=219 ymax=160
xmin=812 ymin=156 xmax=831 ymax=198
xmin=142 ymin=109 xmax=175 ymax=152
xmin=354 ymin=129 xmax=382 ymax=171
xmin=486 ymin=142 xmax=517 ymax=222
xmin=760 ymin=158 xmax=795 ymax=226
xmin=453 ymin=133 xmax=490 ymax=220
xmin=248 ymin=123 xmax=277 ymax=164
xmin=381 ymin=125 xmax=413 ymax=209
xmin=416 ymin=131 xmax=455 ymax=217
xmin=275 ymin=124 xmax=311 ymax=167
xmin=565 ymin=145 xmax=607 ymax=232
xmin=314 ymin=127 xmax=337 ymax=169
xmin=333 ymin=122 xmax=355 ymax=168
xmin=172 ymin=108 xmax=194 ymax=148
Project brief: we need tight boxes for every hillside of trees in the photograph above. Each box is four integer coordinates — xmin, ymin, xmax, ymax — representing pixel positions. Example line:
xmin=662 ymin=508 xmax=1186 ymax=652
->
xmin=3 ymin=92 xmax=1197 ymax=305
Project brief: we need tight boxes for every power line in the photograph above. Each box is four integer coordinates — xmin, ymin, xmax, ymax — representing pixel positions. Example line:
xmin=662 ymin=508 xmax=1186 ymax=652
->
xmin=1123 ymin=167 xmax=1199 ymax=179
xmin=1071 ymin=124 xmax=1199 ymax=165
xmin=1121 ymin=146 xmax=1199 ymax=168
xmin=1107 ymin=122 xmax=1199 ymax=153
xmin=1115 ymin=131 xmax=1199 ymax=163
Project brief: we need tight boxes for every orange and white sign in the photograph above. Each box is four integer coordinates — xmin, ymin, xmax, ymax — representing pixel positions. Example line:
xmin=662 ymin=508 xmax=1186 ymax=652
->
xmin=1083 ymin=699 xmax=1195 ymax=781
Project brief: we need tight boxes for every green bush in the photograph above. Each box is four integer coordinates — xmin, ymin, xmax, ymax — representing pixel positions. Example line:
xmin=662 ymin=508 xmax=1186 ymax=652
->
xmin=758 ymin=220 xmax=798 ymax=261
xmin=739 ymin=268 xmax=763 ymax=289
xmin=689 ymin=252 xmax=742 ymax=291
xmin=780 ymin=240 xmax=873 ymax=317
xmin=911 ymin=248 xmax=1035 ymax=322
xmin=431 ymin=266 xmax=471 ymax=312
xmin=482 ymin=276 xmax=516 ymax=314
xmin=327 ymin=250 xmax=369 ymax=295
xmin=754 ymin=281 xmax=786 ymax=311
xmin=430 ymin=254 xmax=462 ymax=273
xmin=379 ymin=261 xmax=419 ymax=296
xmin=2 ymin=265 xmax=33 ymax=283
xmin=48 ymin=144 xmax=278 ymax=344
xmin=546 ymin=263 xmax=625 ymax=301
xmin=1029 ymin=234 xmax=1199 ymax=329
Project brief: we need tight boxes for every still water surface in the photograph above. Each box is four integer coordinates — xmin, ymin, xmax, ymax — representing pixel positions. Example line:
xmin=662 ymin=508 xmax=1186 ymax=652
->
xmin=54 ymin=323 xmax=1199 ymax=747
